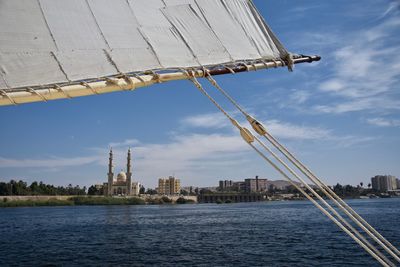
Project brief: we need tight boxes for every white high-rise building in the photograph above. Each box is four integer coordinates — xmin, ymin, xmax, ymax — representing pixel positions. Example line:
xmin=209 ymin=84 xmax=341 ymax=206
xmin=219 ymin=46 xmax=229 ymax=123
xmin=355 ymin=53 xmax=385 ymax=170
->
xmin=371 ymin=175 xmax=397 ymax=192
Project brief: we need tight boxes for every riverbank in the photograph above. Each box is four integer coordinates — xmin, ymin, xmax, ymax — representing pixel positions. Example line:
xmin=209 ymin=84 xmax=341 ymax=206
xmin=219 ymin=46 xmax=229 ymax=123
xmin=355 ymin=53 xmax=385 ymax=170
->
xmin=0 ymin=196 xmax=196 ymax=208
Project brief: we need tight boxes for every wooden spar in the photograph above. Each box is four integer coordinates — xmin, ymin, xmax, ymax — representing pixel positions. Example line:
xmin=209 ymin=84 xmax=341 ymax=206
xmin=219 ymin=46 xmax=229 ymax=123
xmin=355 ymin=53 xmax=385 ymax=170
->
xmin=0 ymin=55 xmax=320 ymax=106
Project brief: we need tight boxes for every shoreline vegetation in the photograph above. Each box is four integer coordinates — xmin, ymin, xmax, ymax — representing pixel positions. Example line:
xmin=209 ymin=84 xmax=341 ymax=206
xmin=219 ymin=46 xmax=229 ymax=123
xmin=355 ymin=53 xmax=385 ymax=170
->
xmin=2 ymin=194 xmax=396 ymax=208
xmin=0 ymin=196 xmax=196 ymax=208
xmin=1 ymin=179 xmax=397 ymax=208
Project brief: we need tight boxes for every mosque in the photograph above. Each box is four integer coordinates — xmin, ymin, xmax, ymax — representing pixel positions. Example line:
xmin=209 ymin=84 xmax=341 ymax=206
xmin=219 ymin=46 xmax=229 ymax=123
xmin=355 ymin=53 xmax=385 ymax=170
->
xmin=103 ymin=148 xmax=140 ymax=196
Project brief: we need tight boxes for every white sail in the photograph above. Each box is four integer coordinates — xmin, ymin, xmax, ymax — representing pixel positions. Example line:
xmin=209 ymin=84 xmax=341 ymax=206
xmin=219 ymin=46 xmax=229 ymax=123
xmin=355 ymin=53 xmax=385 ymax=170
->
xmin=0 ymin=0 xmax=288 ymax=91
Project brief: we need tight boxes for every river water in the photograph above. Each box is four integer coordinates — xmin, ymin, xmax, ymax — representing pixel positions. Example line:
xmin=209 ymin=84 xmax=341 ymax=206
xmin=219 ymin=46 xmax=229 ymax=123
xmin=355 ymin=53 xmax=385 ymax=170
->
xmin=0 ymin=198 xmax=399 ymax=266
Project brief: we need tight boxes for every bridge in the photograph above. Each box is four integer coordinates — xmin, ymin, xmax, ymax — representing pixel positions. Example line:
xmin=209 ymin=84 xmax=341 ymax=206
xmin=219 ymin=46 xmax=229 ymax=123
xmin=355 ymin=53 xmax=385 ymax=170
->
xmin=198 ymin=193 xmax=266 ymax=203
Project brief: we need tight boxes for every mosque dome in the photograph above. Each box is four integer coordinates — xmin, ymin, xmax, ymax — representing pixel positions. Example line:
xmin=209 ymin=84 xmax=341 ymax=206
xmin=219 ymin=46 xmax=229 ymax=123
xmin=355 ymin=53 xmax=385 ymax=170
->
xmin=117 ymin=171 xmax=127 ymax=182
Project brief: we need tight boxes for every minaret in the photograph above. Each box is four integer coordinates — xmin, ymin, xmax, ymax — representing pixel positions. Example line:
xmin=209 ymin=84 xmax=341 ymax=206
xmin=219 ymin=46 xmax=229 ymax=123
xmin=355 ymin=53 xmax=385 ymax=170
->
xmin=126 ymin=148 xmax=132 ymax=196
xmin=107 ymin=148 xmax=114 ymax=196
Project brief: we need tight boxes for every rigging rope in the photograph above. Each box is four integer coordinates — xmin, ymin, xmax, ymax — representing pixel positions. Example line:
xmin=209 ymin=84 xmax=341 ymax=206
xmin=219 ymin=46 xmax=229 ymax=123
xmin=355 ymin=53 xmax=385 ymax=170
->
xmin=251 ymin=134 xmax=394 ymax=266
xmin=187 ymin=72 xmax=399 ymax=266
xmin=263 ymin=128 xmax=400 ymax=258
xmin=204 ymin=72 xmax=400 ymax=263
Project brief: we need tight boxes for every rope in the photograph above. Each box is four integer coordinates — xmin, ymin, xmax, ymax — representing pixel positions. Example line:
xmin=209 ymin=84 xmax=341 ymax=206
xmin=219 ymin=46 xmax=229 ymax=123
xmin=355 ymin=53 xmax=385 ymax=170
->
xmin=27 ymin=87 xmax=47 ymax=102
xmin=80 ymin=82 xmax=99 ymax=95
xmin=54 ymin=84 xmax=72 ymax=99
xmin=248 ymin=143 xmax=390 ymax=267
xmin=119 ymin=74 xmax=135 ymax=91
xmin=264 ymin=128 xmax=400 ymax=258
xmin=132 ymin=73 xmax=148 ymax=86
xmin=252 ymin=135 xmax=394 ymax=266
xmin=204 ymin=73 xmax=400 ymax=263
xmin=192 ymin=74 xmax=399 ymax=266
xmin=0 ymin=89 xmax=17 ymax=105
xmin=263 ymin=129 xmax=400 ymax=261
xmin=187 ymin=72 xmax=233 ymax=122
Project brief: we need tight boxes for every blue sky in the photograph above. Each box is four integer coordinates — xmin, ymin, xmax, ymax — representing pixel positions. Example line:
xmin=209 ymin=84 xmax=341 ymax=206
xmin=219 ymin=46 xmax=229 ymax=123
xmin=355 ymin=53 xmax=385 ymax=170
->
xmin=0 ymin=0 xmax=399 ymax=189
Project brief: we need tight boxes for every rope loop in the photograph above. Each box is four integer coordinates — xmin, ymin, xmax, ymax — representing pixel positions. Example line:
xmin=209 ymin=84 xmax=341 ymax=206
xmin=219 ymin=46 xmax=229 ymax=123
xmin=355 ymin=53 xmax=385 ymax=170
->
xmin=239 ymin=62 xmax=250 ymax=71
xmin=132 ymin=73 xmax=147 ymax=86
xmin=146 ymin=70 xmax=161 ymax=83
xmin=223 ymin=65 xmax=236 ymax=74
xmin=118 ymin=73 xmax=134 ymax=91
xmin=0 ymin=89 xmax=17 ymax=105
xmin=81 ymin=81 xmax=99 ymax=95
xmin=27 ymin=87 xmax=47 ymax=102
xmin=54 ymin=84 xmax=72 ymax=99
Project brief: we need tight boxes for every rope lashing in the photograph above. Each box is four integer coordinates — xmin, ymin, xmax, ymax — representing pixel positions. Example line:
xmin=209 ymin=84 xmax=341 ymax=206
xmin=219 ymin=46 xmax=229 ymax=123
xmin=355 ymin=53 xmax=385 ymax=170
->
xmin=240 ymin=62 xmax=250 ymax=71
xmin=271 ymin=59 xmax=279 ymax=68
xmin=80 ymin=81 xmax=99 ymax=95
xmin=0 ymin=89 xmax=17 ymax=105
xmin=285 ymin=53 xmax=295 ymax=72
xmin=222 ymin=65 xmax=236 ymax=74
xmin=146 ymin=70 xmax=161 ymax=83
xmin=132 ymin=73 xmax=148 ymax=86
xmin=191 ymin=74 xmax=400 ymax=266
xmin=105 ymin=77 xmax=128 ymax=92
xmin=54 ymin=84 xmax=72 ymax=99
xmin=27 ymin=87 xmax=47 ymax=102
xmin=117 ymin=73 xmax=135 ymax=91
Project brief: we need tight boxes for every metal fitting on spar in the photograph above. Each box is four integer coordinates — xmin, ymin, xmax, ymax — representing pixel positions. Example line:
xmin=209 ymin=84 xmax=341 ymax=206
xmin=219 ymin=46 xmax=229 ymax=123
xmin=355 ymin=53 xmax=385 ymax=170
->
xmin=246 ymin=115 xmax=267 ymax=136
xmin=229 ymin=118 xmax=255 ymax=144
xmin=240 ymin=127 xmax=255 ymax=144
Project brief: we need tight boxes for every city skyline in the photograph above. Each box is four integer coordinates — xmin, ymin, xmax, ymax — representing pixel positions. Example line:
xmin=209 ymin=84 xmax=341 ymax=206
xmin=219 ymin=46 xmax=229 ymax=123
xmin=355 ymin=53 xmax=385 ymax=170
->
xmin=1 ymin=0 xmax=400 ymax=189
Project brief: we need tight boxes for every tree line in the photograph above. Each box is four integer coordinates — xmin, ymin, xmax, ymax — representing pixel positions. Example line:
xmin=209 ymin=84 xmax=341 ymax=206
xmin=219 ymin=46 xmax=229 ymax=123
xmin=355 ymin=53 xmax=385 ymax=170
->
xmin=0 ymin=180 xmax=86 ymax=196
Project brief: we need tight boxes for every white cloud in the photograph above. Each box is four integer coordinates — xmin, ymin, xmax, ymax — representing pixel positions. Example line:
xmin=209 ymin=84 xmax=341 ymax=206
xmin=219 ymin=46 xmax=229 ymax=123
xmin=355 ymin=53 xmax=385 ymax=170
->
xmin=263 ymin=120 xmax=331 ymax=140
xmin=109 ymin=139 xmax=140 ymax=148
xmin=90 ymin=133 xmax=254 ymax=187
xmin=252 ymin=6 xmax=400 ymax=116
xmin=318 ymin=44 xmax=400 ymax=99
xmin=0 ymin=132 xmax=251 ymax=182
xmin=332 ymin=135 xmax=377 ymax=148
xmin=180 ymin=113 xmax=333 ymax=141
xmin=291 ymin=8 xmax=400 ymax=115
xmin=180 ymin=112 xmax=229 ymax=129
xmin=0 ymin=155 xmax=101 ymax=168
xmin=314 ymin=97 xmax=400 ymax=114
xmin=289 ymin=90 xmax=311 ymax=104
xmin=0 ymin=108 xmax=377 ymax=187
xmin=367 ymin=117 xmax=400 ymax=127
xmin=93 ymin=127 xmax=375 ymax=186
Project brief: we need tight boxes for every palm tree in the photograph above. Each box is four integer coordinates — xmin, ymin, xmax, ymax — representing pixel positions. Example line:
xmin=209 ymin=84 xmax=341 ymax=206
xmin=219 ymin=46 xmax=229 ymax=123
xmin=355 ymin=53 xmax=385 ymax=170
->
xmin=360 ymin=182 xmax=364 ymax=188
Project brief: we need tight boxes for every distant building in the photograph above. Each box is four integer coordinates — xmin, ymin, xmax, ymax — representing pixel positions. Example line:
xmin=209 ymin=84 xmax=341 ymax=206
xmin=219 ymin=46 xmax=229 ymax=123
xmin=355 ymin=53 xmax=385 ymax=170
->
xmin=219 ymin=176 xmax=269 ymax=192
xmin=371 ymin=175 xmax=397 ymax=192
xmin=266 ymin=180 xmax=300 ymax=190
xmin=103 ymin=148 xmax=140 ymax=196
xmin=158 ymin=176 xmax=181 ymax=195
xmin=397 ymin=179 xmax=400 ymax=190
xmin=233 ymin=181 xmax=246 ymax=192
xmin=219 ymin=180 xmax=234 ymax=191
xmin=244 ymin=176 xmax=268 ymax=192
